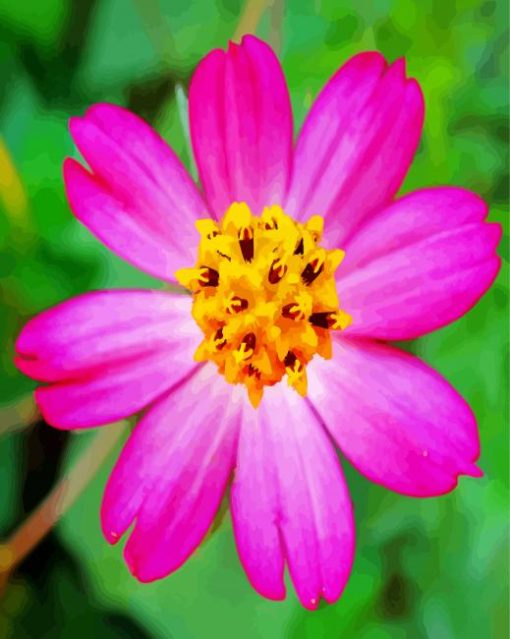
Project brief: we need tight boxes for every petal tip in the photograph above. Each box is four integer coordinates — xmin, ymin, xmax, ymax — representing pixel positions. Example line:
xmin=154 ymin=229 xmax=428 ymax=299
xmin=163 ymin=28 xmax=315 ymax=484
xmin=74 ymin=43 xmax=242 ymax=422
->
xmin=86 ymin=102 xmax=122 ymax=121
xmin=13 ymin=354 xmax=35 ymax=379
xmin=466 ymin=463 xmax=484 ymax=479
xmin=392 ymin=56 xmax=407 ymax=76
xmin=124 ymin=542 xmax=162 ymax=584
xmin=103 ymin=527 xmax=123 ymax=545
xmin=352 ymin=50 xmax=387 ymax=68
xmin=406 ymin=76 xmax=425 ymax=113
xmin=257 ymin=584 xmax=287 ymax=602
xmin=68 ymin=115 xmax=85 ymax=142
xmin=101 ymin=506 xmax=120 ymax=546
xmin=62 ymin=156 xmax=84 ymax=183
xmin=254 ymin=571 xmax=287 ymax=602
xmin=13 ymin=324 xmax=30 ymax=356
xmin=124 ymin=542 xmax=141 ymax=579
xmin=34 ymin=387 xmax=62 ymax=429
xmin=68 ymin=114 xmax=80 ymax=130
xmin=299 ymin=594 xmax=322 ymax=611
xmin=240 ymin=33 xmax=271 ymax=53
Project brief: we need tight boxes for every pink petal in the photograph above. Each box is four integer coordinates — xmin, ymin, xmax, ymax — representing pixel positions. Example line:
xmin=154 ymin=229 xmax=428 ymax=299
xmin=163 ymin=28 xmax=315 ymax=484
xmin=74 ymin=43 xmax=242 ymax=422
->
xmin=65 ymin=103 xmax=208 ymax=281
xmin=308 ymin=338 xmax=482 ymax=497
xmin=15 ymin=290 xmax=201 ymax=428
xmin=337 ymin=188 xmax=501 ymax=340
xmin=231 ymin=384 xmax=354 ymax=609
xmin=285 ymin=52 xmax=424 ymax=247
xmin=189 ymin=35 xmax=293 ymax=218
xmin=101 ymin=365 xmax=242 ymax=582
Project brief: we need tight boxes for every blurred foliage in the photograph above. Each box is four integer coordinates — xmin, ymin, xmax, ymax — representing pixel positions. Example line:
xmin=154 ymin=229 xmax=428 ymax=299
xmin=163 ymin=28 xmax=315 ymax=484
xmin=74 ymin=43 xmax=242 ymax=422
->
xmin=0 ymin=0 xmax=508 ymax=637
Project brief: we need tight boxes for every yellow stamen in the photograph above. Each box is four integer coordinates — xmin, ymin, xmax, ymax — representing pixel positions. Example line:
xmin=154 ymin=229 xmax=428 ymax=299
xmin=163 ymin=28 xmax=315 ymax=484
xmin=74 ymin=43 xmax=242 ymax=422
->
xmin=233 ymin=341 xmax=254 ymax=364
xmin=305 ymin=215 xmax=324 ymax=242
xmin=285 ymin=358 xmax=307 ymax=396
xmin=225 ymin=293 xmax=248 ymax=314
xmin=195 ymin=218 xmax=220 ymax=239
xmin=176 ymin=203 xmax=351 ymax=407
xmin=330 ymin=310 xmax=353 ymax=331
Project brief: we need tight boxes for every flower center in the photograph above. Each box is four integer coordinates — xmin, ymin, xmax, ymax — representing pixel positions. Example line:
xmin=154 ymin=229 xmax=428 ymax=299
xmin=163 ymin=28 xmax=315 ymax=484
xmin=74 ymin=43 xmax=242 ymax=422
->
xmin=175 ymin=203 xmax=351 ymax=407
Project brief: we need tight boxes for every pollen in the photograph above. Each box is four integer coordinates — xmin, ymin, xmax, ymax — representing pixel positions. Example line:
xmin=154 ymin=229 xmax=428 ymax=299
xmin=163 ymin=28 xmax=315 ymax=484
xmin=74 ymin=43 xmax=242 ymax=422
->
xmin=175 ymin=203 xmax=352 ymax=407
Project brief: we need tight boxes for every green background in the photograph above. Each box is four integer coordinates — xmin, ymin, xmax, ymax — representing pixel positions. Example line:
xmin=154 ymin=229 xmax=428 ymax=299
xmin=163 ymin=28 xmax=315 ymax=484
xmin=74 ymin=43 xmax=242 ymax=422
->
xmin=0 ymin=1 xmax=508 ymax=637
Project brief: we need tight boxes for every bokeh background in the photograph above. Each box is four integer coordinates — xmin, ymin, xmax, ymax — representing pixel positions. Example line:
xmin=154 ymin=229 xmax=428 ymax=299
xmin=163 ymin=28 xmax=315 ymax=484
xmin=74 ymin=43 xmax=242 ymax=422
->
xmin=0 ymin=1 xmax=508 ymax=637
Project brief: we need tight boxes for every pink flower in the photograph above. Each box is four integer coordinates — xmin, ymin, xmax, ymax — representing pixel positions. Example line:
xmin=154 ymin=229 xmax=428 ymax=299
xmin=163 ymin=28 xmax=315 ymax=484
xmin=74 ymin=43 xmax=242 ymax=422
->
xmin=15 ymin=36 xmax=500 ymax=610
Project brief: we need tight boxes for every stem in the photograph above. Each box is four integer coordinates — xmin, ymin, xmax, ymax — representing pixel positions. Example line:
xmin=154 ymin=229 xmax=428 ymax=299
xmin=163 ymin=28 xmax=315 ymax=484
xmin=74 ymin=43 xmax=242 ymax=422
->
xmin=268 ymin=0 xmax=285 ymax=55
xmin=233 ymin=0 xmax=273 ymax=42
xmin=0 ymin=395 xmax=38 ymax=437
xmin=0 ymin=137 xmax=31 ymax=234
xmin=0 ymin=421 xmax=126 ymax=594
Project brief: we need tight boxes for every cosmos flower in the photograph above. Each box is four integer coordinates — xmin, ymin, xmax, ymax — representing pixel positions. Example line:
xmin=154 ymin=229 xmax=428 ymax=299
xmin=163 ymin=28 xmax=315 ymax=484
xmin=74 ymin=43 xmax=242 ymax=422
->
xmin=15 ymin=36 xmax=500 ymax=609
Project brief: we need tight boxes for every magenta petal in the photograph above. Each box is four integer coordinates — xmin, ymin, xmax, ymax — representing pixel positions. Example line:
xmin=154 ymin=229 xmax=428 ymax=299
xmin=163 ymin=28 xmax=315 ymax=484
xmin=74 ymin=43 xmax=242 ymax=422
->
xmin=15 ymin=290 xmax=201 ymax=428
xmin=189 ymin=35 xmax=293 ymax=217
xmin=65 ymin=103 xmax=208 ymax=281
xmin=285 ymin=52 xmax=424 ymax=247
xmin=15 ymin=290 xmax=199 ymax=381
xmin=308 ymin=338 xmax=482 ymax=497
xmin=337 ymin=188 xmax=501 ymax=340
xmin=230 ymin=398 xmax=285 ymax=602
xmin=231 ymin=384 xmax=355 ymax=609
xmin=101 ymin=365 xmax=242 ymax=582
xmin=63 ymin=159 xmax=179 ymax=281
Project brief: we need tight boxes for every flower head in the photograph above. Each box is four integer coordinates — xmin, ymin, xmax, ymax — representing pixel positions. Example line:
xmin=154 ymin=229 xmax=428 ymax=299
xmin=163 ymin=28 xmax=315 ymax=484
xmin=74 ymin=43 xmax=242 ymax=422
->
xmin=15 ymin=36 xmax=500 ymax=609
xmin=176 ymin=202 xmax=350 ymax=406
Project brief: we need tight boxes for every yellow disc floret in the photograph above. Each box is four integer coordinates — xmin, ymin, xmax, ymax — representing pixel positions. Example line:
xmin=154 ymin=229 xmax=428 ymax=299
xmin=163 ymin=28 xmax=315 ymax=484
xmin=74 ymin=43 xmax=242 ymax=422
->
xmin=175 ymin=203 xmax=352 ymax=407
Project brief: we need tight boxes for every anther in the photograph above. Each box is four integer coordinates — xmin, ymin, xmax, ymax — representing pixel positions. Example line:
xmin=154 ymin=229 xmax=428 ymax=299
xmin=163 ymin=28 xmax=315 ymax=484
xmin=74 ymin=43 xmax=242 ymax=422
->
xmin=246 ymin=363 xmax=261 ymax=379
xmin=301 ymin=254 xmax=324 ymax=285
xmin=243 ymin=332 xmax=256 ymax=352
xmin=305 ymin=215 xmax=324 ymax=243
xmin=213 ymin=327 xmax=226 ymax=349
xmin=198 ymin=266 xmax=219 ymax=287
xmin=195 ymin=218 xmax=220 ymax=239
xmin=261 ymin=206 xmax=281 ymax=231
xmin=309 ymin=312 xmax=336 ymax=329
xmin=226 ymin=295 xmax=248 ymax=314
xmin=239 ymin=226 xmax=254 ymax=262
xmin=282 ymin=303 xmax=305 ymax=321
xmin=284 ymin=351 xmax=307 ymax=396
xmin=309 ymin=310 xmax=352 ymax=331
xmin=294 ymin=238 xmax=304 ymax=255
xmin=233 ymin=333 xmax=256 ymax=364
xmin=268 ymin=258 xmax=288 ymax=284
xmin=284 ymin=351 xmax=297 ymax=368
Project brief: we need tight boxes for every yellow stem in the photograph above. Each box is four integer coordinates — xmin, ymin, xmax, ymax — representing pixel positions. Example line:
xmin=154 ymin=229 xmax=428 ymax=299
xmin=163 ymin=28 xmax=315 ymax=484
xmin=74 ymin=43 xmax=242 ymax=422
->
xmin=0 ymin=421 xmax=126 ymax=594
xmin=268 ymin=0 xmax=285 ymax=54
xmin=0 ymin=395 xmax=38 ymax=437
xmin=0 ymin=137 xmax=33 ymax=245
xmin=233 ymin=0 xmax=273 ymax=42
